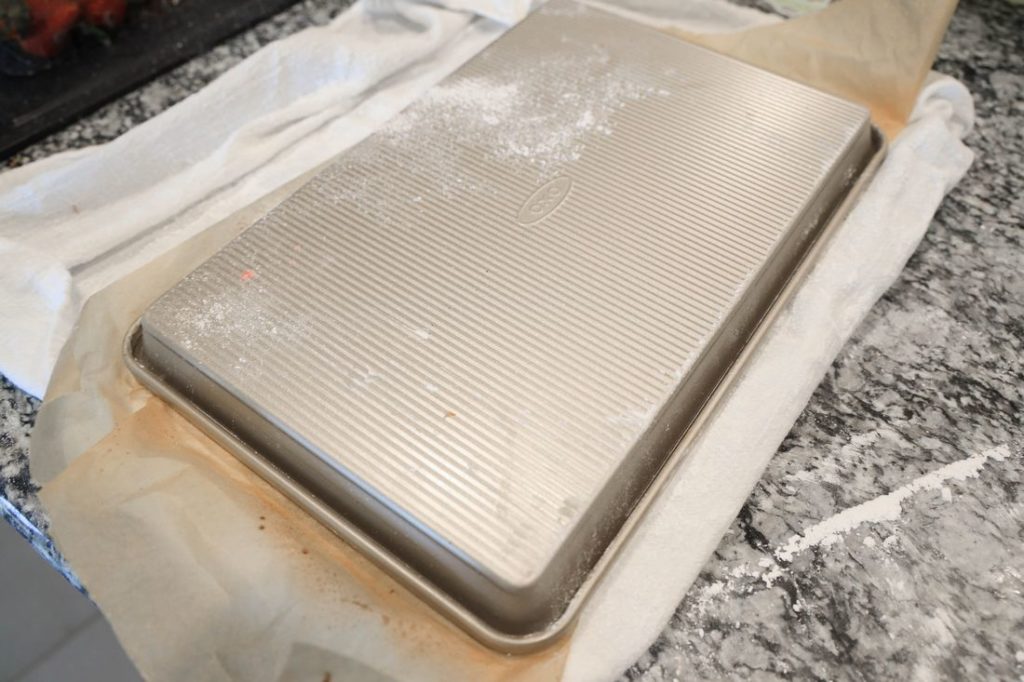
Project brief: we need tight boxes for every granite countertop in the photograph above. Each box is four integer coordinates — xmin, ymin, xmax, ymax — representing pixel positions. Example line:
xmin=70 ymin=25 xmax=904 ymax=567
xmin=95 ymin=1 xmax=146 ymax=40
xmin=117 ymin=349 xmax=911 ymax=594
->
xmin=2 ymin=0 xmax=1022 ymax=679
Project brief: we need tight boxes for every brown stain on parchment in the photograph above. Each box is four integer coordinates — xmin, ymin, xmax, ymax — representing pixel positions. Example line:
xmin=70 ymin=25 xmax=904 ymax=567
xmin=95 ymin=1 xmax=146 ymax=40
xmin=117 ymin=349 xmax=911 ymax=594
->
xmin=671 ymin=0 xmax=957 ymax=141
xmin=36 ymin=157 xmax=573 ymax=681
xmin=68 ymin=398 xmax=572 ymax=682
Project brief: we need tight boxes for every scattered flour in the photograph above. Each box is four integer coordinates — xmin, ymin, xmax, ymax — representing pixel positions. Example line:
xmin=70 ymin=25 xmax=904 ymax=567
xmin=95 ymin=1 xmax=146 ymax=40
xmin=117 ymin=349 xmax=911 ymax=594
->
xmin=349 ymin=366 xmax=382 ymax=391
xmin=383 ymin=57 xmax=660 ymax=173
xmin=315 ymin=39 xmax=669 ymax=209
xmin=609 ymin=404 xmax=659 ymax=440
xmin=775 ymin=443 xmax=1013 ymax=562
xmin=308 ymin=45 xmax=670 ymax=226
xmin=164 ymin=265 xmax=310 ymax=375
xmin=685 ymin=443 xmax=1015 ymax=618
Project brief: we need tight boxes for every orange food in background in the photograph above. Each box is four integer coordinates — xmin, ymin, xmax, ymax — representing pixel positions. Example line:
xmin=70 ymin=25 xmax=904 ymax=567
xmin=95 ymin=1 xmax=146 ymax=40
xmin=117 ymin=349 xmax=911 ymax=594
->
xmin=13 ymin=0 xmax=127 ymax=58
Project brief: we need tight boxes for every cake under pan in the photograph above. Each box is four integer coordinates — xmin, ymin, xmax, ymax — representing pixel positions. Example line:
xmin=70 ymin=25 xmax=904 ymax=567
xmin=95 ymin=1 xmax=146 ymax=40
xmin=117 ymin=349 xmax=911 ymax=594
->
xmin=125 ymin=0 xmax=884 ymax=652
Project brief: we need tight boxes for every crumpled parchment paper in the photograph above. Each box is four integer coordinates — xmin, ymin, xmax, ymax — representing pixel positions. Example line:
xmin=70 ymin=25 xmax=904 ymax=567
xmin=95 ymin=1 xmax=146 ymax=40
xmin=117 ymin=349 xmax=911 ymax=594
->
xmin=28 ymin=2 xmax=966 ymax=680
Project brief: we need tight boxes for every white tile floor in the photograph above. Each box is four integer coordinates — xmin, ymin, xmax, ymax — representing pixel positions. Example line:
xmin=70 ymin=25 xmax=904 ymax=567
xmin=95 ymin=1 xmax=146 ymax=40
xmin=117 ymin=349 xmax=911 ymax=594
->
xmin=0 ymin=519 xmax=142 ymax=682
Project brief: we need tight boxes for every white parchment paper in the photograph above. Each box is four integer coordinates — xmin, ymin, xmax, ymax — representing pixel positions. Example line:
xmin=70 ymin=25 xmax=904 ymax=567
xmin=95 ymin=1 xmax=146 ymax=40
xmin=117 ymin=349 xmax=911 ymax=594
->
xmin=27 ymin=3 xmax=974 ymax=680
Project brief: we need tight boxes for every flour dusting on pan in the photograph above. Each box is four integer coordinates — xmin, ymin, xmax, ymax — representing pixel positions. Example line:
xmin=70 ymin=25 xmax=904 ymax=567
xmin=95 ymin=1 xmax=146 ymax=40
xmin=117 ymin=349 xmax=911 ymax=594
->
xmin=313 ymin=41 xmax=668 ymax=213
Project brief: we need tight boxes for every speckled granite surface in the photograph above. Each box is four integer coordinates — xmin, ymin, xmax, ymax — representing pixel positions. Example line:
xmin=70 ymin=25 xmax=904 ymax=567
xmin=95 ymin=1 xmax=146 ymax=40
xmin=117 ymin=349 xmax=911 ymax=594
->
xmin=1 ymin=0 xmax=1021 ymax=679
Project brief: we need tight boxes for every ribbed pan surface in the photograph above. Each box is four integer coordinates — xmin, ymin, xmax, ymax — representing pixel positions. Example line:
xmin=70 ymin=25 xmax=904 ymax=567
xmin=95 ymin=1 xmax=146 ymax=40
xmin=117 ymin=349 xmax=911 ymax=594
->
xmin=139 ymin=0 xmax=871 ymax=637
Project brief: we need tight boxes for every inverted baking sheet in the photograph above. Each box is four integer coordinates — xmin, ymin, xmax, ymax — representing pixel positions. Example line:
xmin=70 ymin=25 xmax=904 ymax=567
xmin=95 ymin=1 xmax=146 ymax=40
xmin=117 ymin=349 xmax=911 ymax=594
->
xmin=126 ymin=0 xmax=883 ymax=652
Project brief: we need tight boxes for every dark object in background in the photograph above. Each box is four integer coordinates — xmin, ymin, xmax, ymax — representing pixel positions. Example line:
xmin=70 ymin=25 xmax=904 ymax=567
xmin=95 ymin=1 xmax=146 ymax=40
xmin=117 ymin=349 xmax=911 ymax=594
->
xmin=2 ymin=0 xmax=128 ymax=61
xmin=0 ymin=0 xmax=301 ymax=160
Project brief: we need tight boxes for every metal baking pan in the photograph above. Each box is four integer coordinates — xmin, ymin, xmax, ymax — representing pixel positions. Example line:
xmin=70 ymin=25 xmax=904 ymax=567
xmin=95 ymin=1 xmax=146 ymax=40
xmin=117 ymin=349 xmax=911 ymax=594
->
xmin=125 ymin=0 xmax=884 ymax=652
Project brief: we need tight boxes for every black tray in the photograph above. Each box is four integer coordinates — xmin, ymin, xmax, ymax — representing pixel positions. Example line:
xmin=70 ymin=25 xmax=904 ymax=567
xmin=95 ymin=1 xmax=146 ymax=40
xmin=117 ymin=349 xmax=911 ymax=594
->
xmin=0 ymin=0 xmax=301 ymax=159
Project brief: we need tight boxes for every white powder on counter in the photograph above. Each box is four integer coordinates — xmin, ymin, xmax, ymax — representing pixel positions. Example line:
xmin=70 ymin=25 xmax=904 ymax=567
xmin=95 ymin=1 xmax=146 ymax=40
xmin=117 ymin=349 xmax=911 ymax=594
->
xmin=775 ymin=443 xmax=1014 ymax=562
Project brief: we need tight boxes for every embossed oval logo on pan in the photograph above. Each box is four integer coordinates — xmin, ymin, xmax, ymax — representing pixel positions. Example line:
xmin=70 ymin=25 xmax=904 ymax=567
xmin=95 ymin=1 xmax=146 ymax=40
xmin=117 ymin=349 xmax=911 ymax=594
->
xmin=516 ymin=176 xmax=572 ymax=225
